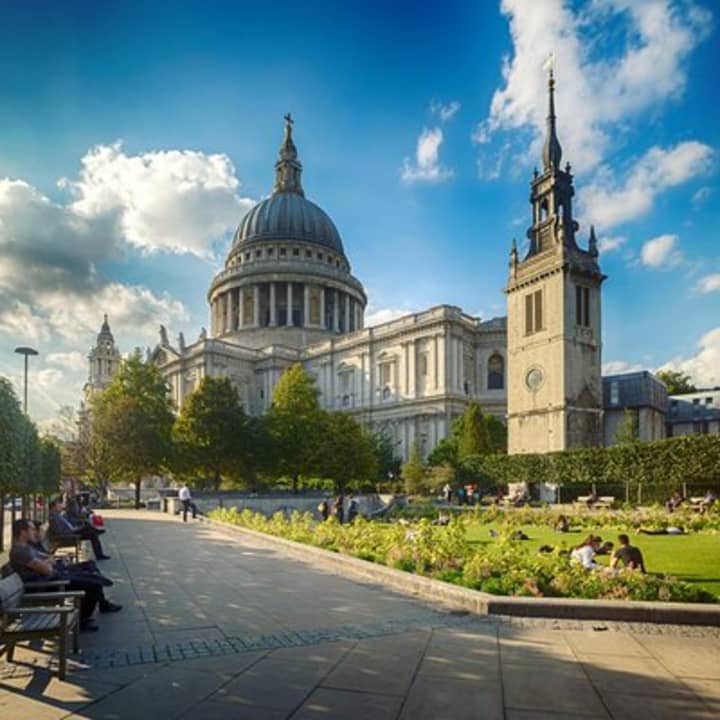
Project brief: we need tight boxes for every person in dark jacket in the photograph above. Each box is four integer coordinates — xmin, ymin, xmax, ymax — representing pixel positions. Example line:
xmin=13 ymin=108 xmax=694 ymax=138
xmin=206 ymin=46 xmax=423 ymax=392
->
xmin=48 ymin=498 xmax=110 ymax=560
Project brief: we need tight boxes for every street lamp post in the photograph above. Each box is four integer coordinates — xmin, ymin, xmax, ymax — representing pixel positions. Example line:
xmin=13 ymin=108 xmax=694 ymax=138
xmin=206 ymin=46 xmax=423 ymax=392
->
xmin=13 ymin=346 xmax=38 ymax=524
xmin=14 ymin=346 xmax=39 ymax=414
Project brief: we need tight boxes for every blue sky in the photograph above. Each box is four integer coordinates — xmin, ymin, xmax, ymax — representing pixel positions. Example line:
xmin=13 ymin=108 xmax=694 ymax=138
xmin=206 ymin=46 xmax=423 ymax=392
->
xmin=0 ymin=0 xmax=718 ymax=426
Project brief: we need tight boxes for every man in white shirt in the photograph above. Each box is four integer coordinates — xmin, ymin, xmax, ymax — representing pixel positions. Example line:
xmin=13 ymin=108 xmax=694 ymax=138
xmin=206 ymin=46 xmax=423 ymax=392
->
xmin=178 ymin=485 xmax=198 ymax=522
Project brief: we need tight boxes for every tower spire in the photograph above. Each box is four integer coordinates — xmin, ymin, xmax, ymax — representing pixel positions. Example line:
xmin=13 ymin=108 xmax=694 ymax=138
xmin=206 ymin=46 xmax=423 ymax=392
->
xmin=273 ymin=113 xmax=304 ymax=196
xmin=541 ymin=68 xmax=562 ymax=172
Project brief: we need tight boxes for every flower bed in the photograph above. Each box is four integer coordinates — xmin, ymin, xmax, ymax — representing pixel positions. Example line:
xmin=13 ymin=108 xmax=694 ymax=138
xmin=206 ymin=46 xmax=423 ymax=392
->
xmin=209 ymin=507 xmax=717 ymax=604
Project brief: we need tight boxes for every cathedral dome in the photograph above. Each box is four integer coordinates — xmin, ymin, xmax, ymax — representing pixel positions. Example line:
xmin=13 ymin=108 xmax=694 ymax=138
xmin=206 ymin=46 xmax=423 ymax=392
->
xmin=232 ymin=192 xmax=344 ymax=255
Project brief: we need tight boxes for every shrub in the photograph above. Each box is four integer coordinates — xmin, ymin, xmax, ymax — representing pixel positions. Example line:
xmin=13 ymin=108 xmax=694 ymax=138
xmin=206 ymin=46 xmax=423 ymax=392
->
xmin=209 ymin=507 xmax=716 ymax=604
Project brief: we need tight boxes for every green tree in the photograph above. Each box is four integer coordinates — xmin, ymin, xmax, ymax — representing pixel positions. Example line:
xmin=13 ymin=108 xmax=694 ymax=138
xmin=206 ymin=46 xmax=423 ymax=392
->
xmin=367 ymin=432 xmax=400 ymax=484
xmin=656 ymin=369 xmax=697 ymax=395
xmin=427 ymin=436 xmax=459 ymax=469
xmin=39 ymin=437 xmax=62 ymax=497
xmin=457 ymin=403 xmax=491 ymax=461
xmin=0 ymin=378 xmax=24 ymax=547
xmin=614 ymin=408 xmax=639 ymax=445
xmin=401 ymin=441 xmax=427 ymax=494
xmin=267 ymin=363 xmax=323 ymax=492
xmin=92 ymin=353 xmax=174 ymax=508
xmin=316 ymin=412 xmax=378 ymax=492
xmin=173 ymin=376 xmax=249 ymax=489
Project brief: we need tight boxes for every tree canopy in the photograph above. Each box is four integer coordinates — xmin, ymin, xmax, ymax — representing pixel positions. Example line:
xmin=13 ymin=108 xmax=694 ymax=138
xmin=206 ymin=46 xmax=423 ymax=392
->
xmin=173 ymin=376 xmax=249 ymax=489
xmin=656 ymin=369 xmax=697 ymax=395
xmin=91 ymin=353 xmax=174 ymax=507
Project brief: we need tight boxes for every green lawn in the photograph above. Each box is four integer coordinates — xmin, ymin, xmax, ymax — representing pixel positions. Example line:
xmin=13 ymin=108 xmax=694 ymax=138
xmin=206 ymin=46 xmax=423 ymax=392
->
xmin=465 ymin=523 xmax=720 ymax=598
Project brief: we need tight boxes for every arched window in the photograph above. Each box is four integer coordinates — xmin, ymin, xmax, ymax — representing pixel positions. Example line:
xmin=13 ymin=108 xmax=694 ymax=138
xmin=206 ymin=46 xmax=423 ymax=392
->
xmin=540 ymin=200 xmax=549 ymax=222
xmin=487 ymin=353 xmax=504 ymax=390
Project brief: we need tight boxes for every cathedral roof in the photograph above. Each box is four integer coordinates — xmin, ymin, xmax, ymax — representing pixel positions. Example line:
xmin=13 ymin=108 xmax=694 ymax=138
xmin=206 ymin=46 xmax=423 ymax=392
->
xmin=230 ymin=115 xmax=345 ymax=256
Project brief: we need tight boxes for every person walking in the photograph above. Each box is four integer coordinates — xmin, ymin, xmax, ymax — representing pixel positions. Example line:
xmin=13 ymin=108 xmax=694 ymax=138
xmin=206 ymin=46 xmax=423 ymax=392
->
xmin=178 ymin=484 xmax=198 ymax=522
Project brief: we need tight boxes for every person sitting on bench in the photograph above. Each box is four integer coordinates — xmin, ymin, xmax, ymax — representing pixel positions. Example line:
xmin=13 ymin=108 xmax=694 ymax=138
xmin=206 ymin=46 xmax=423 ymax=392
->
xmin=10 ymin=519 xmax=121 ymax=632
xmin=48 ymin=497 xmax=111 ymax=560
xmin=28 ymin=521 xmax=113 ymax=587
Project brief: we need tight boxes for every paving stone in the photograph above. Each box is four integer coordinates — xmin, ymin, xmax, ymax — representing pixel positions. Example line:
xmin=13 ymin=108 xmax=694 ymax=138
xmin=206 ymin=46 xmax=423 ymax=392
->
xmin=576 ymin=653 xmax=698 ymax=698
xmin=292 ymin=687 xmax=403 ymax=720
xmin=601 ymin=691 xmax=718 ymax=720
xmin=564 ymin=629 xmax=651 ymax=657
xmin=399 ymin=675 xmax=504 ymax=720
xmin=632 ymin=634 xmax=720 ymax=679
xmin=502 ymin=661 xmax=609 ymax=716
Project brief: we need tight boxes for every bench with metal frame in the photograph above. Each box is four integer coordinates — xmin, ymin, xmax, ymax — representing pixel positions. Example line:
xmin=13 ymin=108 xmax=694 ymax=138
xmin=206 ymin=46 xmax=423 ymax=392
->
xmin=0 ymin=570 xmax=84 ymax=680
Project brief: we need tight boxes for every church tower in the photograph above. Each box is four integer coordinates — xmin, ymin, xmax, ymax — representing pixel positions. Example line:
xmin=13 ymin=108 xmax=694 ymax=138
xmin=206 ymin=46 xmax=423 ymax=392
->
xmin=86 ymin=314 xmax=121 ymax=392
xmin=505 ymin=70 xmax=605 ymax=454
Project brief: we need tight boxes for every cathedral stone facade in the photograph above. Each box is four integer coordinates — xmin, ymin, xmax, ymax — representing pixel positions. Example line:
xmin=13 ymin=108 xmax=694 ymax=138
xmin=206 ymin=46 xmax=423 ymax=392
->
xmin=151 ymin=115 xmax=508 ymax=460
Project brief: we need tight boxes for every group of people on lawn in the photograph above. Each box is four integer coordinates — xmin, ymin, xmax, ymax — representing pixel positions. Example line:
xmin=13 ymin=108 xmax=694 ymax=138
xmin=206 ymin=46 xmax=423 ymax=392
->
xmin=8 ymin=495 xmax=122 ymax=633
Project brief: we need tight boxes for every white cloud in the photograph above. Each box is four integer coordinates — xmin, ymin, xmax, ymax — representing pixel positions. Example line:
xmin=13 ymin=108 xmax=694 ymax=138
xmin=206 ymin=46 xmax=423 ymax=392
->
xmin=598 ymin=235 xmax=626 ymax=253
xmin=692 ymin=186 xmax=712 ymax=206
xmin=430 ymin=100 xmax=461 ymax=122
xmin=477 ymin=0 xmax=712 ymax=175
xmin=37 ymin=283 xmax=188 ymax=345
xmin=580 ymin=141 xmax=713 ymax=229
xmin=602 ymin=360 xmax=644 ymax=375
xmin=658 ymin=327 xmax=720 ymax=387
xmin=0 ymin=301 xmax=53 ymax=345
xmin=61 ymin=142 xmax=254 ymax=258
xmin=401 ymin=128 xmax=454 ymax=184
xmin=46 ymin=351 xmax=87 ymax=371
xmin=695 ymin=273 xmax=720 ymax=294
xmin=640 ymin=234 xmax=682 ymax=268
xmin=365 ymin=307 xmax=416 ymax=327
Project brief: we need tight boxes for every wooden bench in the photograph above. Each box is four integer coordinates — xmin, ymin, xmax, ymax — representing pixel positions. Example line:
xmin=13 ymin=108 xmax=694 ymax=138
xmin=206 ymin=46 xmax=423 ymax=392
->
xmin=575 ymin=495 xmax=616 ymax=509
xmin=0 ymin=571 xmax=84 ymax=680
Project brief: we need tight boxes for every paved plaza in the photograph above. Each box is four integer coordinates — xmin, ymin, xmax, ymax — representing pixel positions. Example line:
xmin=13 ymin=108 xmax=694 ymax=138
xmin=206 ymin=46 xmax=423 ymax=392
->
xmin=1 ymin=510 xmax=719 ymax=719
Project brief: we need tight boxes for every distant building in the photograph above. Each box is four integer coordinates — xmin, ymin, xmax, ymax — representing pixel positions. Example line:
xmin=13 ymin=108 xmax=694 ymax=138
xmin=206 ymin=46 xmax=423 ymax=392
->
xmin=666 ymin=388 xmax=720 ymax=437
xmin=77 ymin=315 xmax=121 ymax=442
xmin=602 ymin=371 xmax=667 ymax=445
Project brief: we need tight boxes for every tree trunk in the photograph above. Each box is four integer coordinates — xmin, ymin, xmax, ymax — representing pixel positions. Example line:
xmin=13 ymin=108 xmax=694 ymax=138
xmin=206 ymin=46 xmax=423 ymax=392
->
xmin=292 ymin=474 xmax=299 ymax=495
xmin=0 ymin=494 xmax=5 ymax=552
xmin=134 ymin=478 xmax=142 ymax=509
xmin=214 ymin=471 xmax=221 ymax=492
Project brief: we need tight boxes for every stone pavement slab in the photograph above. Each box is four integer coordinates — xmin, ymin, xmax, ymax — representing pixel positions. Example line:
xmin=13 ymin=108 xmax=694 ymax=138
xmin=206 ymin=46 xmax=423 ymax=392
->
xmin=2 ymin=509 xmax=720 ymax=720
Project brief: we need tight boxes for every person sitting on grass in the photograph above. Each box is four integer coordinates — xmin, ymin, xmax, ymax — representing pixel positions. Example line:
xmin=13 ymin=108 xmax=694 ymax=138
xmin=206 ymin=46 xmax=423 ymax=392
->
xmin=570 ymin=535 xmax=602 ymax=569
xmin=610 ymin=534 xmax=646 ymax=573
xmin=554 ymin=515 xmax=569 ymax=533
xmin=595 ymin=540 xmax=614 ymax=556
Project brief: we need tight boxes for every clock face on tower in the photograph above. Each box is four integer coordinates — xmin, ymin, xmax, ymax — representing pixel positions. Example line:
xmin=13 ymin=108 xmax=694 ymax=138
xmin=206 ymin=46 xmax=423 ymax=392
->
xmin=525 ymin=366 xmax=544 ymax=392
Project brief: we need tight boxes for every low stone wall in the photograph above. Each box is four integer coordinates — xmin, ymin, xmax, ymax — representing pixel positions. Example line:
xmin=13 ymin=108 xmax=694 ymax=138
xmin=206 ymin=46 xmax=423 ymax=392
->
xmin=164 ymin=493 xmax=397 ymax=519
xmin=202 ymin=516 xmax=720 ymax=627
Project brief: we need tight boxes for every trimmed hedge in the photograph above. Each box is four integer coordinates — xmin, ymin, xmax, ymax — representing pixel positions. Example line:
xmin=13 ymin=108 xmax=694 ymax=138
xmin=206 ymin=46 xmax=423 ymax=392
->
xmin=471 ymin=434 xmax=720 ymax=488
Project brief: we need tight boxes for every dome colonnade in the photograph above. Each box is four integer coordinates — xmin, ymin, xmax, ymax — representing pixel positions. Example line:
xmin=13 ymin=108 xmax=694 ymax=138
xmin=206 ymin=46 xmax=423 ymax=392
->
xmin=208 ymin=114 xmax=366 ymax=343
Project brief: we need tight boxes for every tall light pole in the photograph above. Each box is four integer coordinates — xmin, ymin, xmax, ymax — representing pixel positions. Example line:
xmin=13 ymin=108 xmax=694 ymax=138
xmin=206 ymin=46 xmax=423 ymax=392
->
xmin=14 ymin=346 xmax=39 ymax=414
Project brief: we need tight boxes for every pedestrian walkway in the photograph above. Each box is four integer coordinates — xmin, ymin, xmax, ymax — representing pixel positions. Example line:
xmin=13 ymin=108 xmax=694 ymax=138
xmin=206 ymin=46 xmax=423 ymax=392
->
xmin=1 ymin=510 xmax=719 ymax=719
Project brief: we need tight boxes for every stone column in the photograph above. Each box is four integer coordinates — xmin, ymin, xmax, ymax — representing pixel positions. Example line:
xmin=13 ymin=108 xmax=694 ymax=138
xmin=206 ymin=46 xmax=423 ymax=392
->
xmin=319 ymin=287 xmax=326 ymax=328
xmin=230 ymin=289 xmax=238 ymax=330
xmin=238 ymin=288 xmax=245 ymax=329
xmin=269 ymin=282 xmax=277 ymax=326
xmin=438 ymin=334 xmax=446 ymax=392
xmin=303 ymin=284 xmax=309 ymax=327
xmin=333 ymin=289 xmax=339 ymax=332
xmin=253 ymin=285 xmax=260 ymax=327
xmin=286 ymin=282 xmax=293 ymax=326
xmin=344 ymin=293 xmax=350 ymax=333
xmin=408 ymin=339 xmax=416 ymax=399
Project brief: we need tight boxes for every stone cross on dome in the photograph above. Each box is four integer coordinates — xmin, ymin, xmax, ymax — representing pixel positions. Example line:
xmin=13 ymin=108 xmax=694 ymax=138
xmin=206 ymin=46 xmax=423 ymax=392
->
xmin=274 ymin=112 xmax=305 ymax=196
